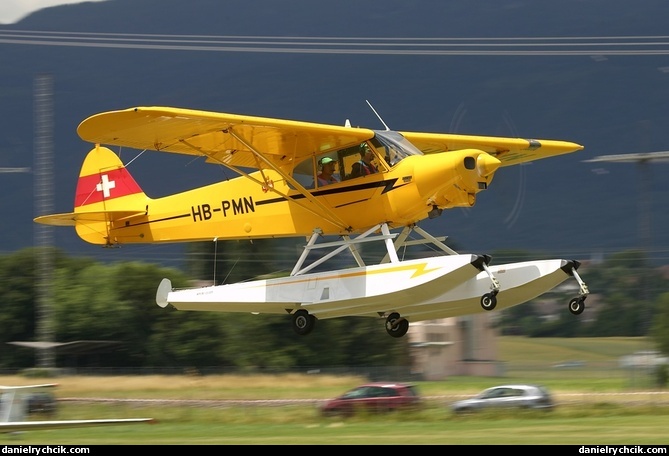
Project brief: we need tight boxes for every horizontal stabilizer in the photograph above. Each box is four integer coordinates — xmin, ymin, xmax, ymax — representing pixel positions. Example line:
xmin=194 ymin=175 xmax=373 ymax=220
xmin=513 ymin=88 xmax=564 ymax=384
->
xmin=34 ymin=210 xmax=147 ymax=227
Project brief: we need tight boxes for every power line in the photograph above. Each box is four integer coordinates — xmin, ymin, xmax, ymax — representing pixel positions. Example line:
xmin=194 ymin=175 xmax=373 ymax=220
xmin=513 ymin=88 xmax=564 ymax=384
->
xmin=2 ymin=31 xmax=669 ymax=55
xmin=0 ymin=167 xmax=30 ymax=173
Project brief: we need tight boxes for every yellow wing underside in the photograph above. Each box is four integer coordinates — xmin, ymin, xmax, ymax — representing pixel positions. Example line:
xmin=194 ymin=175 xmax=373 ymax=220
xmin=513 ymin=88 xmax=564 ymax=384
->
xmin=77 ymin=107 xmax=582 ymax=169
xmin=400 ymin=132 xmax=582 ymax=166
xmin=77 ymin=107 xmax=374 ymax=171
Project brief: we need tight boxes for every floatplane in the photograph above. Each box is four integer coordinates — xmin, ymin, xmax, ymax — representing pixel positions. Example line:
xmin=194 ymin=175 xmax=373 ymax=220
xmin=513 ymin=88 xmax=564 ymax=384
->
xmin=35 ymin=104 xmax=589 ymax=338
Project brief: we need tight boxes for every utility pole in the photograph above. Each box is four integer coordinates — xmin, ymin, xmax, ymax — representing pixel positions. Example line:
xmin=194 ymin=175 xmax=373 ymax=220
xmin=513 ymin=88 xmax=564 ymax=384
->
xmin=584 ymin=151 xmax=669 ymax=334
xmin=33 ymin=74 xmax=55 ymax=370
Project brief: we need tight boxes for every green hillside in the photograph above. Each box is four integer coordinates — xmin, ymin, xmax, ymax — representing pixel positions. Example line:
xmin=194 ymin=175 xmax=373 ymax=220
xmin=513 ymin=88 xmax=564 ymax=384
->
xmin=499 ymin=336 xmax=652 ymax=364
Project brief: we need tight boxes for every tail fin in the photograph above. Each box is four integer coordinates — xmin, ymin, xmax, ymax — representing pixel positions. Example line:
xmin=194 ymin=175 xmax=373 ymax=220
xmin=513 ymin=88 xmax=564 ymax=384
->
xmin=74 ymin=145 xmax=146 ymax=212
xmin=34 ymin=145 xmax=150 ymax=245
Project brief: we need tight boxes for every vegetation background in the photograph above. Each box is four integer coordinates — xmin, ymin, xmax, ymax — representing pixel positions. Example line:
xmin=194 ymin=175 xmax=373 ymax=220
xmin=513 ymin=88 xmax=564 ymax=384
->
xmin=2 ymin=248 xmax=669 ymax=371
xmin=2 ymin=337 xmax=668 ymax=445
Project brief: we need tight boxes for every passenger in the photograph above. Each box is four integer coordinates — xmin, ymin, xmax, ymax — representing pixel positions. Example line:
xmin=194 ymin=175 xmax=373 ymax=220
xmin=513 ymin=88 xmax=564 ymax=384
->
xmin=349 ymin=143 xmax=378 ymax=178
xmin=315 ymin=157 xmax=339 ymax=187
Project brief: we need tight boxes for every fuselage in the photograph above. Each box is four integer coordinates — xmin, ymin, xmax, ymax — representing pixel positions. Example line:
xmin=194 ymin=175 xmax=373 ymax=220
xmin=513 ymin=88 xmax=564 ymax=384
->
xmin=74 ymin=147 xmax=500 ymax=245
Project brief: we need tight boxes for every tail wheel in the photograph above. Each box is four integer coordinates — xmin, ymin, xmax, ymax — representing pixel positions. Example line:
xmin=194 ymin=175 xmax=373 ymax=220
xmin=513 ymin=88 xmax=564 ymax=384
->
xmin=385 ymin=312 xmax=409 ymax=338
xmin=292 ymin=309 xmax=316 ymax=335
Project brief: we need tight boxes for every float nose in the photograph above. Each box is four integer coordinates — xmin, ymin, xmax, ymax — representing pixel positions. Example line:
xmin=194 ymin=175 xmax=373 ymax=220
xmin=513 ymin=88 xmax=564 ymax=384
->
xmin=477 ymin=153 xmax=502 ymax=177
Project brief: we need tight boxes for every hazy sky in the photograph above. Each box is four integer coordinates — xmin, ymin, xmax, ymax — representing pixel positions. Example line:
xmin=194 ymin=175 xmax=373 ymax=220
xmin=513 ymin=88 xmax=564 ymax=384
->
xmin=0 ymin=0 xmax=106 ymax=24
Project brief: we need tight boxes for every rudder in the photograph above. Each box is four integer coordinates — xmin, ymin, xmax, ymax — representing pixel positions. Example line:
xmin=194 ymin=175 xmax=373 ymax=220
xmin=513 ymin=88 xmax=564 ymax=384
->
xmin=74 ymin=145 xmax=146 ymax=212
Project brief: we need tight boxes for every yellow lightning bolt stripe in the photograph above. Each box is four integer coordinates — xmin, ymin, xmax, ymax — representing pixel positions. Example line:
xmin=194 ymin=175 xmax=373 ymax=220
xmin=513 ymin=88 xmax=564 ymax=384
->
xmin=256 ymin=262 xmax=440 ymax=290
xmin=341 ymin=262 xmax=440 ymax=280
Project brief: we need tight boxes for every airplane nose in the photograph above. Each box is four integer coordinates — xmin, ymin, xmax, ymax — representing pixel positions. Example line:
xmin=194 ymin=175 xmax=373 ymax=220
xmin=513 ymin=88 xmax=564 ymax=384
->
xmin=476 ymin=153 xmax=502 ymax=177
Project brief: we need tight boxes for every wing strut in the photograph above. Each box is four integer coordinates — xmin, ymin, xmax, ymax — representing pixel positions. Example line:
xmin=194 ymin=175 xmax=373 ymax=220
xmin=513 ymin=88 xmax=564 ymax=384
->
xmin=179 ymin=131 xmax=352 ymax=231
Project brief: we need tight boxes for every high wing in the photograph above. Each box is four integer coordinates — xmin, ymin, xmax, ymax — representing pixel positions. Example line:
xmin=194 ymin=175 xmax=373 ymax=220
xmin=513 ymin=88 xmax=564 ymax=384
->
xmin=0 ymin=383 xmax=154 ymax=433
xmin=0 ymin=384 xmax=59 ymax=390
xmin=77 ymin=106 xmax=582 ymax=169
xmin=0 ymin=418 xmax=154 ymax=433
xmin=401 ymin=131 xmax=582 ymax=165
xmin=77 ymin=106 xmax=374 ymax=173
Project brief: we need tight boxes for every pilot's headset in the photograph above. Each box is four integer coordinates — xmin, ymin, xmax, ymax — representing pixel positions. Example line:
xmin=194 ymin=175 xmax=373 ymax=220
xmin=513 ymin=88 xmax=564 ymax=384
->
xmin=320 ymin=156 xmax=335 ymax=167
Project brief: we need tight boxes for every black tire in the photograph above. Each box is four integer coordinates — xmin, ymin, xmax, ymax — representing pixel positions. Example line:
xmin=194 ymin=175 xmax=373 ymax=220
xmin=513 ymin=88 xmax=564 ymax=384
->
xmin=291 ymin=309 xmax=316 ymax=335
xmin=385 ymin=312 xmax=409 ymax=338
xmin=481 ymin=293 xmax=497 ymax=311
xmin=569 ymin=297 xmax=585 ymax=315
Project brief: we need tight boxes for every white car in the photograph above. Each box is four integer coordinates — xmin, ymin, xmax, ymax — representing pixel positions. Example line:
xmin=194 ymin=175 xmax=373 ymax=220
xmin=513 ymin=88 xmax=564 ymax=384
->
xmin=451 ymin=384 xmax=554 ymax=413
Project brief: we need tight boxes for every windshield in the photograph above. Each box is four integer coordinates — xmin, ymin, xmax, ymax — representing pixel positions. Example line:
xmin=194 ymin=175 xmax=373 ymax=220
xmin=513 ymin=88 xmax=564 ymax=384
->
xmin=373 ymin=129 xmax=424 ymax=166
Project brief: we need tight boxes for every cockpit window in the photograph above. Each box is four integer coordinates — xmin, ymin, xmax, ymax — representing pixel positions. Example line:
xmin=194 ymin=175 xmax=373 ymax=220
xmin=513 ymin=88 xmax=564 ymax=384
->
xmin=290 ymin=130 xmax=424 ymax=188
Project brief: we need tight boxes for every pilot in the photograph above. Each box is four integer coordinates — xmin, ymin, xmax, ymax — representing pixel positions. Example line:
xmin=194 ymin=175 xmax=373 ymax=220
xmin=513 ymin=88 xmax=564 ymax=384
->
xmin=349 ymin=143 xmax=378 ymax=178
xmin=315 ymin=157 xmax=339 ymax=187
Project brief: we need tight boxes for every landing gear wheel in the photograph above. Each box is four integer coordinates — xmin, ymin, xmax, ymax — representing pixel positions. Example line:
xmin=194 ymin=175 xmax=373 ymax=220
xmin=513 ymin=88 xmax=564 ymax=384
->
xmin=568 ymin=297 xmax=585 ymax=315
xmin=292 ymin=309 xmax=316 ymax=335
xmin=385 ymin=312 xmax=409 ymax=338
xmin=480 ymin=292 xmax=498 ymax=311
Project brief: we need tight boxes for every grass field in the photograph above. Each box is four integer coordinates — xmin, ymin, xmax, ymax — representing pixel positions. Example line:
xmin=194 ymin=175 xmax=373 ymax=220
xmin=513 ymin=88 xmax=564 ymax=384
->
xmin=2 ymin=336 xmax=667 ymax=445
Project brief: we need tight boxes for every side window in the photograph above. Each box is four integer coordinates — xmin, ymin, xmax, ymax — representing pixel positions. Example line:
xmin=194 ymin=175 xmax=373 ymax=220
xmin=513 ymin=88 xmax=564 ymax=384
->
xmin=340 ymin=145 xmax=363 ymax=180
xmin=290 ymin=153 xmax=342 ymax=190
xmin=378 ymin=387 xmax=397 ymax=398
xmin=340 ymin=141 xmax=387 ymax=181
xmin=289 ymin=139 xmax=392 ymax=189
xmin=369 ymin=387 xmax=386 ymax=398
xmin=357 ymin=387 xmax=373 ymax=399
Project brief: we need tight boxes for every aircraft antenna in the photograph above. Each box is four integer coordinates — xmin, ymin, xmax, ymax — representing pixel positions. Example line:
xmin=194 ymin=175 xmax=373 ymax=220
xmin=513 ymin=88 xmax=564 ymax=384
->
xmin=366 ymin=100 xmax=390 ymax=131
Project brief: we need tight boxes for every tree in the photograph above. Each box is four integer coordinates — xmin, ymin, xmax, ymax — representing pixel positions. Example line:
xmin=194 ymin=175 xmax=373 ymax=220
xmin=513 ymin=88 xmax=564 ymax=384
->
xmin=0 ymin=248 xmax=90 ymax=368
xmin=0 ymin=249 xmax=41 ymax=367
xmin=1 ymin=248 xmax=409 ymax=370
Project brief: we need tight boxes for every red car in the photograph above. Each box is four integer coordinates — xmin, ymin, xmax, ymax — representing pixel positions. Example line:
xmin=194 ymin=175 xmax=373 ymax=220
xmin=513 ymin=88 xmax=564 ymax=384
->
xmin=320 ymin=382 xmax=421 ymax=417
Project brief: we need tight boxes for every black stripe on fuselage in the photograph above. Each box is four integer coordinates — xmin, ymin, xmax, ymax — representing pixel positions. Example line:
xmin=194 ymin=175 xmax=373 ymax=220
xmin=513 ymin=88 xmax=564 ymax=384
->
xmin=112 ymin=178 xmax=408 ymax=230
xmin=256 ymin=178 xmax=404 ymax=207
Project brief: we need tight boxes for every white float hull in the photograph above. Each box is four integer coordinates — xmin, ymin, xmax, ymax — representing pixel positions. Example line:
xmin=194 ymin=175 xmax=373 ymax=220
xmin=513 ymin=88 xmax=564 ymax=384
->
xmin=157 ymin=255 xmax=577 ymax=323
xmin=393 ymin=258 xmax=574 ymax=320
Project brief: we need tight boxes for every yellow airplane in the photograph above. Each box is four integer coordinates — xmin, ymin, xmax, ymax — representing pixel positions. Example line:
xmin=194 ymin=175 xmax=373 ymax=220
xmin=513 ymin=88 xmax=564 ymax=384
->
xmin=35 ymin=105 xmax=589 ymax=338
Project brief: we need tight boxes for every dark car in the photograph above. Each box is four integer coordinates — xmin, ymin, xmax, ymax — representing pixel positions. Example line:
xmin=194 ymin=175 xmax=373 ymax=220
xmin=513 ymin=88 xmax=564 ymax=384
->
xmin=320 ymin=382 xmax=421 ymax=417
xmin=450 ymin=384 xmax=554 ymax=413
xmin=26 ymin=391 xmax=58 ymax=417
